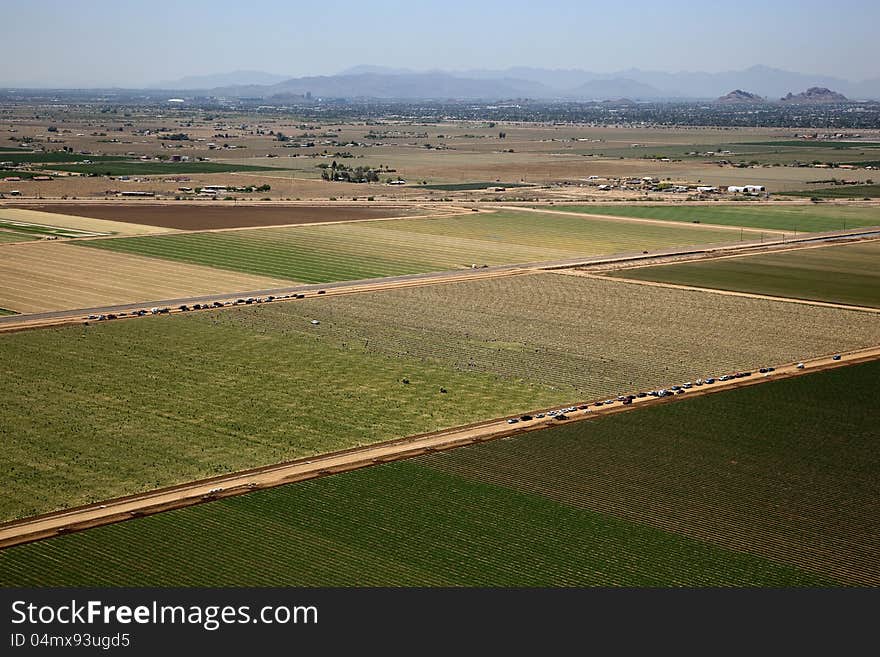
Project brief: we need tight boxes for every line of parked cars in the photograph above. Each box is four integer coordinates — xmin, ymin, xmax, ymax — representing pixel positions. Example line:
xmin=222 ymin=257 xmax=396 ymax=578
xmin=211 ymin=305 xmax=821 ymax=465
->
xmin=83 ymin=290 xmax=330 ymax=323
xmin=501 ymin=360 xmax=829 ymax=426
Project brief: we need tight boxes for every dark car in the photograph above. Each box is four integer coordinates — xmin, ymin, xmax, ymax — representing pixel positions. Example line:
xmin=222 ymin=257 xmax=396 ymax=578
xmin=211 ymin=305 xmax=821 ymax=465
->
xmin=832 ymin=354 xmax=842 ymax=361
xmin=520 ymin=415 xmax=533 ymax=421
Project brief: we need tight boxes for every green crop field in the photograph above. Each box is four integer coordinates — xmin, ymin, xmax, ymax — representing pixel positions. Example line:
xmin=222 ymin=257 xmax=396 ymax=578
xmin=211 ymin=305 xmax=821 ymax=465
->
xmin=0 ymin=220 xmax=105 ymax=239
xmin=78 ymin=209 xmax=761 ymax=283
xmin=38 ymin=161 xmax=279 ymax=175
xmin=4 ymin=360 xmax=876 ymax=587
xmin=613 ymin=240 xmax=880 ymax=308
xmin=0 ymin=310 xmax=566 ymax=522
xmin=0 ymin=170 xmax=51 ymax=179
xmin=783 ymin=185 xmax=880 ymax=199
xmin=739 ymin=141 xmax=880 ymax=149
xmin=0 ymin=152 xmax=124 ymax=164
xmin=547 ymin=204 xmax=880 ymax=233
xmin=0 ymin=230 xmax=36 ymax=243
xmin=3 ymin=273 xmax=878 ymax=522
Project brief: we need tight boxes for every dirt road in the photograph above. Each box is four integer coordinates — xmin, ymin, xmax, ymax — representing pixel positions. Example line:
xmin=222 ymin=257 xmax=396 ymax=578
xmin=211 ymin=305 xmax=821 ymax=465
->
xmin=499 ymin=204 xmax=788 ymax=235
xmin=1 ymin=345 xmax=878 ymax=551
xmin=1 ymin=225 xmax=876 ymax=332
xmin=563 ymin=270 xmax=880 ymax=315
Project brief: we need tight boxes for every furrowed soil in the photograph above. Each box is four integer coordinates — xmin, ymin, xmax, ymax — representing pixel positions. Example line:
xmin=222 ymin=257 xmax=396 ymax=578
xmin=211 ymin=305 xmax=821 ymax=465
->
xmin=421 ymin=359 xmax=880 ymax=585
xmin=12 ymin=203 xmax=425 ymax=230
xmin=4 ymin=360 xmax=875 ymax=586
xmin=0 ymin=207 xmax=176 ymax=237
xmin=2 ymin=273 xmax=878 ymax=520
xmin=614 ymin=240 xmax=880 ymax=308
xmin=0 ymin=460 xmax=831 ymax=586
xmin=548 ymin=203 xmax=880 ymax=233
xmin=0 ymin=242 xmax=291 ymax=313
xmin=78 ymin=210 xmax=763 ymax=283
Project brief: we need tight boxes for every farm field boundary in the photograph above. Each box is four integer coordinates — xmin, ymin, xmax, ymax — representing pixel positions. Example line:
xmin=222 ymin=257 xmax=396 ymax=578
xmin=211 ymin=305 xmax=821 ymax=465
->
xmin=570 ymin=272 xmax=880 ymax=314
xmin=510 ymin=205 xmax=786 ymax=234
xmin=0 ymin=207 xmax=177 ymax=237
xmin=1 ymin=345 xmax=877 ymax=551
xmin=603 ymin=238 xmax=880 ymax=309
xmin=532 ymin=203 xmax=880 ymax=233
xmin=1 ymin=224 xmax=878 ymax=331
xmin=0 ymin=242 xmax=293 ymax=314
xmin=8 ymin=202 xmax=459 ymax=231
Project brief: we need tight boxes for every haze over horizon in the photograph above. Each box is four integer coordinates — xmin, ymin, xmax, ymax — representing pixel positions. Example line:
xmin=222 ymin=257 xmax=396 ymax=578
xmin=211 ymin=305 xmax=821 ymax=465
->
xmin=2 ymin=0 xmax=878 ymax=89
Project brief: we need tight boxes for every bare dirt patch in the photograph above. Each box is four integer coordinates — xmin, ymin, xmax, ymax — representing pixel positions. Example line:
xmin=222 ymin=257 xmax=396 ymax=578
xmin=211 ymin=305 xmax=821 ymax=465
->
xmin=10 ymin=203 xmax=423 ymax=230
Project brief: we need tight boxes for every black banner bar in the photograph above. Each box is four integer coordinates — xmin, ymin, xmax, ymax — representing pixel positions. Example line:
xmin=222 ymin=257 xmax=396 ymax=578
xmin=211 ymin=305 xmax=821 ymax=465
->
xmin=1 ymin=588 xmax=875 ymax=654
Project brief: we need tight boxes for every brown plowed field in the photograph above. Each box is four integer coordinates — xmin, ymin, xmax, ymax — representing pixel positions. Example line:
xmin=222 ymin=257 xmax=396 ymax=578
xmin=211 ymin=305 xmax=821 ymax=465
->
xmin=10 ymin=203 xmax=423 ymax=230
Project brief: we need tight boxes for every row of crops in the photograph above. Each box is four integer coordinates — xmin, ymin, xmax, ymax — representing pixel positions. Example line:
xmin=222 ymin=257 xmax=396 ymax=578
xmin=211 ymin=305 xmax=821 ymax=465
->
xmin=0 ymin=462 xmax=834 ymax=587
xmin=76 ymin=211 xmax=757 ymax=283
xmin=547 ymin=204 xmax=880 ymax=233
xmin=220 ymin=273 xmax=880 ymax=398
xmin=6 ymin=359 xmax=877 ymax=586
xmin=614 ymin=240 xmax=880 ymax=308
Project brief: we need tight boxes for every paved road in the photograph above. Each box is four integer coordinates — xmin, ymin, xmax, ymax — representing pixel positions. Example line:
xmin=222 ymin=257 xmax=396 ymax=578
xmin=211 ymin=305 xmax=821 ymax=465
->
xmin=1 ymin=345 xmax=877 ymax=550
xmin=2 ymin=225 xmax=877 ymax=332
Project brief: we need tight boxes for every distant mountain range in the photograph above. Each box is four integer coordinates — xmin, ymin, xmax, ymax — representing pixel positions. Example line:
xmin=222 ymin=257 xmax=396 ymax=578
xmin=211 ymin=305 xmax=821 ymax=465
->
xmin=150 ymin=70 xmax=290 ymax=89
xmin=184 ymin=65 xmax=880 ymax=101
xmin=6 ymin=65 xmax=879 ymax=100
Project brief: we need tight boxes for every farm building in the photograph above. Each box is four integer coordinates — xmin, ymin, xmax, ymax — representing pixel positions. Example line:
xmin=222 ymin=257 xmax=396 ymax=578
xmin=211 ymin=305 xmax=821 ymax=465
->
xmin=728 ymin=185 xmax=766 ymax=193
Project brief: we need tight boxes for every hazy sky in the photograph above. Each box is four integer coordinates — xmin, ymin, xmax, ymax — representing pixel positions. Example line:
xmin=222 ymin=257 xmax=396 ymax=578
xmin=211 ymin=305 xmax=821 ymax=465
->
xmin=3 ymin=0 xmax=878 ymax=86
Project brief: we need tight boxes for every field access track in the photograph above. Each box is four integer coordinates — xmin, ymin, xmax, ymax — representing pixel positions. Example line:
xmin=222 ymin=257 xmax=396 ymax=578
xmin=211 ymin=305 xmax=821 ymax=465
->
xmin=0 ymin=345 xmax=876 ymax=551
xmin=1 ymin=225 xmax=876 ymax=331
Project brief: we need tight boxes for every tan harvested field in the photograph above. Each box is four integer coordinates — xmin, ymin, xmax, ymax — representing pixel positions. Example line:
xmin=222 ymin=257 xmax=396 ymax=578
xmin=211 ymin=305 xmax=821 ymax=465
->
xmin=0 ymin=207 xmax=175 ymax=237
xmin=11 ymin=203 xmax=428 ymax=230
xmin=0 ymin=242 xmax=291 ymax=313
xmin=233 ymin=272 xmax=880 ymax=398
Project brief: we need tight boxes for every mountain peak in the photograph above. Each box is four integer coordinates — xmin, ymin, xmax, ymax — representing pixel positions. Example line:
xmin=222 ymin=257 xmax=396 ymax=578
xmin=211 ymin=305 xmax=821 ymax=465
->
xmin=716 ymin=89 xmax=764 ymax=103
xmin=780 ymin=87 xmax=849 ymax=103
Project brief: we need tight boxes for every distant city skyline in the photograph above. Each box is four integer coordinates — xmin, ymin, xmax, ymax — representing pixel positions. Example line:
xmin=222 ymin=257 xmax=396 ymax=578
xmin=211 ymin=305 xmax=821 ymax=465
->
xmin=2 ymin=0 xmax=878 ymax=88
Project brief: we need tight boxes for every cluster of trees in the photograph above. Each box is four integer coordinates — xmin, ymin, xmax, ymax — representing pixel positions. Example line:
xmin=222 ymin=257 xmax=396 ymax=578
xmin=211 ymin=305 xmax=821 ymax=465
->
xmin=318 ymin=161 xmax=380 ymax=183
